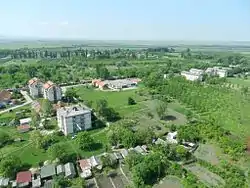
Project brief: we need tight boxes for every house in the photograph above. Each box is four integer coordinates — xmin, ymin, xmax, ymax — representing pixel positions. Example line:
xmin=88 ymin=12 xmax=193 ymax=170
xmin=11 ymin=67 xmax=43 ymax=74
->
xmin=17 ymin=124 xmax=31 ymax=133
xmin=166 ymin=131 xmax=178 ymax=144
xmin=40 ymin=164 xmax=56 ymax=180
xmin=43 ymin=81 xmax=62 ymax=102
xmin=205 ymin=67 xmax=229 ymax=78
xmin=89 ymin=156 xmax=101 ymax=168
xmin=64 ymin=162 xmax=76 ymax=179
xmin=28 ymin=78 xmax=43 ymax=98
xmin=134 ymin=145 xmax=145 ymax=154
xmin=0 ymin=90 xmax=11 ymax=103
xmin=19 ymin=118 xmax=32 ymax=125
xmin=141 ymin=145 xmax=148 ymax=152
xmin=181 ymin=68 xmax=204 ymax=81
xmin=114 ymin=152 xmax=123 ymax=160
xmin=78 ymin=159 xmax=92 ymax=179
xmin=0 ymin=177 xmax=9 ymax=187
xmin=56 ymin=164 xmax=65 ymax=176
xmin=32 ymin=176 xmax=41 ymax=188
xmin=120 ymin=149 xmax=129 ymax=158
xmin=155 ymin=138 xmax=168 ymax=146
xmin=57 ymin=106 xmax=92 ymax=136
xmin=16 ymin=171 xmax=32 ymax=187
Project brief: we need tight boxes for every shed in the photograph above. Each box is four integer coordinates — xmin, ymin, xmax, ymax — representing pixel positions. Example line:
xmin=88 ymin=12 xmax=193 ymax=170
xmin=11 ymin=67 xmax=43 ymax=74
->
xmin=114 ymin=152 xmax=123 ymax=160
xmin=89 ymin=156 xmax=101 ymax=168
xmin=134 ymin=146 xmax=145 ymax=154
xmin=19 ymin=118 xmax=32 ymax=125
xmin=120 ymin=149 xmax=128 ymax=158
xmin=64 ymin=162 xmax=76 ymax=179
xmin=40 ymin=164 xmax=56 ymax=180
xmin=56 ymin=164 xmax=65 ymax=176
xmin=0 ymin=177 xmax=9 ymax=187
xmin=17 ymin=124 xmax=31 ymax=133
xmin=32 ymin=176 xmax=41 ymax=188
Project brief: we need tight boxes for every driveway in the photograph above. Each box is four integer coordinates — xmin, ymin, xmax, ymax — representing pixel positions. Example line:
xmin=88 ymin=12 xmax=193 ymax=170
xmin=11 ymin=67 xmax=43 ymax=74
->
xmin=0 ymin=90 xmax=33 ymax=115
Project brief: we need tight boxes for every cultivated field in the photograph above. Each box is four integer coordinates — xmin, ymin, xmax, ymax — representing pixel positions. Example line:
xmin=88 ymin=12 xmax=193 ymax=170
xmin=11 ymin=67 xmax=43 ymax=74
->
xmin=154 ymin=176 xmax=183 ymax=188
xmin=184 ymin=163 xmax=225 ymax=187
xmin=194 ymin=144 xmax=220 ymax=165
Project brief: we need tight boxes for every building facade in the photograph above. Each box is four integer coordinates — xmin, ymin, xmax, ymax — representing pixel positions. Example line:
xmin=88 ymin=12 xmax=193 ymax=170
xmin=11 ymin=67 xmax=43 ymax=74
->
xmin=28 ymin=78 xmax=43 ymax=98
xmin=43 ymin=81 xmax=62 ymax=102
xmin=205 ymin=67 xmax=229 ymax=78
xmin=181 ymin=71 xmax=203 ymax=81
xmin=57 ymin=106 xmax=92 ymax=135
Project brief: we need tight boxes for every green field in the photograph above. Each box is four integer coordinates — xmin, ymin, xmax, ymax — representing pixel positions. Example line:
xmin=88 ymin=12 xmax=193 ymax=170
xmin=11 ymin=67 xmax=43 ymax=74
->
xmin=227 ymin=77 xmax=250 ymax=87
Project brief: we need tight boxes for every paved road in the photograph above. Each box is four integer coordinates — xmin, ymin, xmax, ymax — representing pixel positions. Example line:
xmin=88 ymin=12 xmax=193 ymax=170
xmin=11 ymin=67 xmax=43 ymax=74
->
xmin=0 ymin=90 xmax=33 ymax=115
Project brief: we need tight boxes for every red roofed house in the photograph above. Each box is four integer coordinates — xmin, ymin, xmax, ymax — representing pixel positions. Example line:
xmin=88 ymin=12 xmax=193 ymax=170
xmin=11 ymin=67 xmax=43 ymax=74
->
xmin=17 ymin=124 xmax=31 ymax=133
xmin=16 ymin=171 xmax=32 ymax=187
xmin=28 ymin=77 xmax=44 ymax=98
xmin=91 ymin=79 xmax=108 ymax=90
xmin=78 ymin=159 xmax=92 ymax=179
xmin=43 ymin=81 xmax=62 ymax=102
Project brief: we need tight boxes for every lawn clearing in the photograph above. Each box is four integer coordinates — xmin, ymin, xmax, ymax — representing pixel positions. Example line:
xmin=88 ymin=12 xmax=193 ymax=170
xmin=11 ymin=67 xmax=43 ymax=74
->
xmin=76 ymin=87 xmax=146 ymax=116
xmin=194 ymin=144 xmax=220 ymax=165
xmin=184 ymin=163 xmax=225 ymax=187
xmin=154 ymin=176 xmax=183 ymax=188
xmin=227 ymin=77 xmax=250 ymax=87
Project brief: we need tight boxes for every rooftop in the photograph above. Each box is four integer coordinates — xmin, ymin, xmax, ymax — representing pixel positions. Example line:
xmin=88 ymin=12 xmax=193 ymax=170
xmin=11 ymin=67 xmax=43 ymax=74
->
xmin=44 ymin=81 xmax=56 ymax=89
xmin=28 ymin=77 xmax=40 ymax=85
xmin=57 ymin=106 xmax=91 ymax=117
xmin=64 ymin=163 xmax=76 ymax=177
xmin=16 ymin=171 xmax=32 ymax=183
xmin=40 ymin=164 xmax=56 ymax=179
xmin=79 ymin=159 xmax=91 ymax=171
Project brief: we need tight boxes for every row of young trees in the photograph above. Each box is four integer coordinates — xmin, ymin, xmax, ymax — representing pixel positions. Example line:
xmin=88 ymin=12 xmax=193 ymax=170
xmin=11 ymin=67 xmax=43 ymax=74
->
xmin=150 ymin=76 xmax=247 ymax=158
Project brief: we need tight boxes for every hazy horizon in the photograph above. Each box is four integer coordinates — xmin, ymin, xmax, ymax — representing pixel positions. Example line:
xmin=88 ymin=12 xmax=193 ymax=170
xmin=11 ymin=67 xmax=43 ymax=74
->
xmin=1 ymin=0 xmax=250 ymax=41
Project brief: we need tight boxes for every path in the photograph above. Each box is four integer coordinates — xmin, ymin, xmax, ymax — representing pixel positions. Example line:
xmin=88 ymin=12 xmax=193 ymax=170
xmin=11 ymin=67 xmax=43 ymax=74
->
xmin=109 ymin=177 xmax=117 ymax=188
xmin=0 ymin=90 xmax=33 ymax=115
xmin=119 ymin=163 xmax=132 ymax=184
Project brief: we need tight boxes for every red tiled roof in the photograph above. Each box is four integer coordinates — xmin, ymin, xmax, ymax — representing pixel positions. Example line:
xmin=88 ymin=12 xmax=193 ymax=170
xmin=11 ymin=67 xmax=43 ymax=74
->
xmin=98 ymin=81 xmax=107 ymax=87
xmin=0 ymin=90 xmax=11 ymax=101
xmin=79 ymin=159 xmax=91 ymax=170
xmin=44 ymin=81 xmax=55 ymax=89
xmin=16 ymin=171 xmax=32 ymax=183
xmin=17 ymin=124 xmax=30 ymax=130
xmin=28 ymin=78 xmax=39 ymax=85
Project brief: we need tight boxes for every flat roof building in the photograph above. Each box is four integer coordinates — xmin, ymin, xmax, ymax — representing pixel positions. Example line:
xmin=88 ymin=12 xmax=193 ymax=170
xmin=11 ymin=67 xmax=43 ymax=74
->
xmin=57 ymin=106 xmax=92 ymax=135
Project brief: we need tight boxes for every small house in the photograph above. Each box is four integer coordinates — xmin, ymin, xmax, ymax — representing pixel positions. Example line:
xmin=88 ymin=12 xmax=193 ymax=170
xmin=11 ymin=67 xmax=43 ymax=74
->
xmin=89 ymin=156 xmax=101 ymax=168
xmin=120 ymin=149 xmax=129 ymax=158
xmin=134 ymin=146 xmax=145 ymax=154
xmin=40 ymin=164 xmax=56 ymax=180
xmin=79 ymin=159 xmax=92 ymax=179
xmin=19 ymin=118 xmax=32 ymax=125
xmin=56 ymin=164 xmax=65 ymax=176
xmin=17 ymin=125 xmax=31 ymax=133
xmin=16 ymin=171 xmax=32 ymax=187
xmin=114 ymin=152 xmax=123 ymax=160
xmin=0 ymin=177 xmax=9 ymax=187
xmin=32 ymin=176 xmax=41 ymax=188
xmin=64 ymin=162 xmax=76 ymax=179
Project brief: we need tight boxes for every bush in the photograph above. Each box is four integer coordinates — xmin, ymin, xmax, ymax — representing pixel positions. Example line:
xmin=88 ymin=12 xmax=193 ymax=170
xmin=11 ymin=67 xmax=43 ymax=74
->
xmin=128 ymin=97 xmax=136 ymax=105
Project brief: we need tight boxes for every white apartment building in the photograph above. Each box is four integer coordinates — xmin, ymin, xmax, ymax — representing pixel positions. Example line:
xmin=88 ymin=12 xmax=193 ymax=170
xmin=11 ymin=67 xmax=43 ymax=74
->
xmin=205 ymin=67 xmax=229 ymax=78
xmin=181 ymin=68 xmax=204 ymax=81
xmin=28 ymin=78 xmax=43 ymax=98
xmin=43 ymin=81 xmax=62 ymax=102
xmin=57 ymin=106 xmax=92 ymax=135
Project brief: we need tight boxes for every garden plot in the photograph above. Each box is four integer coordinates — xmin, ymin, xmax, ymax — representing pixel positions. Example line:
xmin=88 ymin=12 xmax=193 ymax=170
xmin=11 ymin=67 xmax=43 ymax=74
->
xmin=96 ymin=174 xmax=114 ymax=188
xmin=194 ymin=144 xmax=220 ymax=165
xmin=185 ymin=163 xmax=225 ymax=187
xmin=154 ymin=176 xmax=183 ymax=188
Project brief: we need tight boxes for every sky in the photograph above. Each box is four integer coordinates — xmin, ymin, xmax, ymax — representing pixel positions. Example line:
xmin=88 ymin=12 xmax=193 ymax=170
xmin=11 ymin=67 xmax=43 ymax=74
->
xmin=0 ymin=0 xmax=249 ymax=41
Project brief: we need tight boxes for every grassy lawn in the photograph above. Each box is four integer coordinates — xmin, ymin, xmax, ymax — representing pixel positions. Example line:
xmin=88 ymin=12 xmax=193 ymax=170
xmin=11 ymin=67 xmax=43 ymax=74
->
xmin=76 ymin=87 xmax=147 ymax=116
xmin=0 ymin=104 xmax=31 ymax=123
xmin=227 ymin=77 xmax=250 ymax=87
